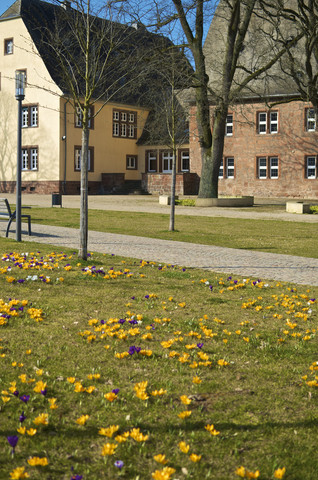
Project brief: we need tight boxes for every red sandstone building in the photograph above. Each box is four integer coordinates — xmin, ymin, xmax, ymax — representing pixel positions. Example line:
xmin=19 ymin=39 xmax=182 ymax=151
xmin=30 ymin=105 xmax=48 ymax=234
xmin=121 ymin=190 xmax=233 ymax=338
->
xmin=189 ymin=0 xmax=318 ymax=200
xmin=190 ymin=99 xmax=318 ymax=199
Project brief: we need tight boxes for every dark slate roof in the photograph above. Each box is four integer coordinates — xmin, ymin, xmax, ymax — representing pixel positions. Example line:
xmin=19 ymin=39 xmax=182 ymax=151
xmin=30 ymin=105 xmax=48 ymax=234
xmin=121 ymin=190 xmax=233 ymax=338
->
xmin=203 ymin=0 xmax=301 ymax=102
xmin=1 ymin=0 xmax=192 ymax=108
xmin=0 ymin=0 xmax=22 ymax=19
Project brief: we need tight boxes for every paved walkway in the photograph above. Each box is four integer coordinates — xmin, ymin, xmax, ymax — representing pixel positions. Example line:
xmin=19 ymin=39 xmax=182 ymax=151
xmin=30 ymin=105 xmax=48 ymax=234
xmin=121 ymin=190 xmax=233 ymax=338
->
xmin=3 ymin=193 xmax=318 ymax=222
xmin=0 ymin=194 xmax=317 ymax=287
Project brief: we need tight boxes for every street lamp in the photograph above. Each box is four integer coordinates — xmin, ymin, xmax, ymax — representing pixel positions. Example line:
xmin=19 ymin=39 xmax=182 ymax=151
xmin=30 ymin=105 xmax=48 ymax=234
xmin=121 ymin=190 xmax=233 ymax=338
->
xmin=15 ymin=71 xmax=25 ymax=242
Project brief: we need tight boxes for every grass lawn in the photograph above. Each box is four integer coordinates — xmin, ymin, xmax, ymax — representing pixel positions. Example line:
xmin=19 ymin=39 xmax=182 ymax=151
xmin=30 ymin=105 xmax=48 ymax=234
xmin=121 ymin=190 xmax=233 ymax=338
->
xmin=28 ymin=207 xmax=318 ymax=258
xmin=0 ymin=236 xmax=317 ymax=480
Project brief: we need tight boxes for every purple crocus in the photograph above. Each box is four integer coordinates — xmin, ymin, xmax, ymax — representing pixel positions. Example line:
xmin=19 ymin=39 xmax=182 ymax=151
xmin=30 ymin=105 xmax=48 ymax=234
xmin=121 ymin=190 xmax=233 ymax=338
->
xmin=128 ymin=345 xmax=141 ymax=355
xmin=13 ymin=390 xmax=19 ymax=397
xmin=7 ymin=435 xmax=18 ymax=455
xmin=112 ymin=388 xmax=119 ymax=395
xmin=19 ymin=394 xmax=30 ymax=403
xmin=19 ymin=411 xmax=26 ymax=423
xmin=114 ymin=460 xmax=124 ymax=469
xmin=70 ymin=466 xmax=83 ymax=480
xmin=197 ymin=343 xmax=204 ymax=349
xmin=128 ymin=319 xmax=138 ymax=325
xmin=7 ymin=436 xmax=19 ymax=448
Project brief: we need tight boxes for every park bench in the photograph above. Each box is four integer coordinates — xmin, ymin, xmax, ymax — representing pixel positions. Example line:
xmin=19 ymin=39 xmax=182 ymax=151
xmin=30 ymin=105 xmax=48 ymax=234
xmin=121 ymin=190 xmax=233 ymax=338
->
xmin=0 ymin=198 xmax=32 ymax=237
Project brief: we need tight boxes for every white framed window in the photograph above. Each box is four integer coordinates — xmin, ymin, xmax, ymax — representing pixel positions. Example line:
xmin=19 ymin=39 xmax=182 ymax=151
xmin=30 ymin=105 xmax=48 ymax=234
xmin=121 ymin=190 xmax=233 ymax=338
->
xmin=4 ymin=38 xmax=13 ymax=55
xmin=225 ymin=114 xmax=233 ymax=136
xmin=22 ymin=149 xmax=29 ymax=170
xmin=22 ymin=107 xmax=29 ymax=128
xmin=74 ymin=147 xmax=94 ymax=172
xmin=147 ymin=151 xmax=157 ymax=172
xmin=226 ymin=157 xmax=234 ymax=178
xmin=258 ymin=157 xmax=267 ymax=178
xmin=30 ymin=106 xmax=38 ymax=127
xmin=162 ymin=151 xmax=173 ymax=173
xmin=113 ymin=109 xmax=137 ymax=139
xmin=258 ymin=111 xmax=279 ymax=134
xmin=219 ymin=160 xmax=224 ymax=178
xmin=21 ymin=147 xmax=38 ymax=171
xmin=126 ymin=155 xmax=137 ymax=170
xmin=257 ymin=156 xmax=279 ymax=179
xmin=270 ymin=112 xmax=278 ymax=133
xmin=75 ymin=107 xmax=82 ymax=127
xmin=306 ymin=108 xmax=316 ymax=132
xmin=30 ymin=148 xmax=38 ymax=170
xmin=258 ymin=113 xmax=267 ymax=134
xmin=121 ymin=123 xmax=127 ymax=137
xmin=22 ymin=105 xmax=38 ymax=128
xmin=219 ymin=158 xmax=235 ymax=178
xmin=128 ymin=125 xmax=135 ymax=138
xmin=113 ymin=123 xmax=119 ymax=136
xmin=75 ymin=106 xmax=94 ymax=129
xmin=180 ymin=150 xmax=190 ymax=171
xmin=306 ymin=156 xmax=317 ymax=179
xmin=270 ymin=157 xmax=279 ymax=178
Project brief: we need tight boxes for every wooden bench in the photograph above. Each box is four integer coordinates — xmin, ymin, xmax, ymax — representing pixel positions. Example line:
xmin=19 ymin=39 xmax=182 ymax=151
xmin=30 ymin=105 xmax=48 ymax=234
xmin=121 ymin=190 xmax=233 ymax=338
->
xmin=0 ymin=198 xmax=32 ymax=237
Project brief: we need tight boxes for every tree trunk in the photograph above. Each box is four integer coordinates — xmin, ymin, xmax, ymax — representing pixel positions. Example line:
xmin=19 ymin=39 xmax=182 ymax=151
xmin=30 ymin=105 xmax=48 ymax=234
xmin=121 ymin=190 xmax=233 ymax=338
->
xmin=169 ymin=149 xmax=177 ymax=231
xmin=79 ymin=126 xmax=89 ymax=260
xmin=198 ymin=108 xmax=227 ymax=198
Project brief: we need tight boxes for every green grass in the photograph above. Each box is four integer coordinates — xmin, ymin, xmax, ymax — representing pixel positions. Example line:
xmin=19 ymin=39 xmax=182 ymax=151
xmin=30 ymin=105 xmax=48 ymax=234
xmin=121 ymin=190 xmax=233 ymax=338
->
xmin=28 ymin=207 xmax=318 ymax=258
xmin=0 ymin=237 xmax=317 ymax=479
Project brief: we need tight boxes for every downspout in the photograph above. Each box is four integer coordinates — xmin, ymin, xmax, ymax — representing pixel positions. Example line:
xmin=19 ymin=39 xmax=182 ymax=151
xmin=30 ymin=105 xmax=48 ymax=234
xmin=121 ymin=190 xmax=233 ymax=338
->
xmin=62 ymin=97 xmax=70 ymax=194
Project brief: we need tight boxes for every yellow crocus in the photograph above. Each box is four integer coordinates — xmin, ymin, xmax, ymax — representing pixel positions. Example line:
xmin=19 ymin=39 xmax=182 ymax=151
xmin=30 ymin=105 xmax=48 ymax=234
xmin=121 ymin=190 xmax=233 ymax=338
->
xmin=101 ymin=443 xmax=117 ymax=456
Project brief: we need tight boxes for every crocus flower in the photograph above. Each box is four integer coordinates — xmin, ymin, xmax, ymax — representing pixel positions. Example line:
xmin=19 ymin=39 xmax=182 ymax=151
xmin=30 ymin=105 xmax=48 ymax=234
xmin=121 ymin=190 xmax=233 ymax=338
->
xmin=274 ymin=467 xmax=286 ymax=479
xmin=7 ymin=436 xmax=19 ymax=448
xmin=114 ymin=460 xmax=124 ymax=469
xmin=9 ymin=466 xmax=29 ymax=479
xmin=19 ymin=412 xmax=26 ymax=423
xmin=19 ymin=395 xmax=30 ymax=403
xmin=7 ymin=435 xmax=19 ymax=455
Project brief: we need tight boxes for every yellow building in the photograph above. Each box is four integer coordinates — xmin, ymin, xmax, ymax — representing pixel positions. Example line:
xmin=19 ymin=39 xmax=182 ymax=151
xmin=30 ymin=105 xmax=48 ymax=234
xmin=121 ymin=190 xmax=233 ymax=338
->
xmin=0 ymin=0 xmax=193 ymax=195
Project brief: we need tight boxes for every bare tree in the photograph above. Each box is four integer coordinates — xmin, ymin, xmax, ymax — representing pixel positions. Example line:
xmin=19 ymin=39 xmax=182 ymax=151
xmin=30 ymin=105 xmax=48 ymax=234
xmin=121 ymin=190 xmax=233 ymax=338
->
xmin=140 ymin=47 xmax=191 ymax=230
xmin=265 ymin=1 xmax=318 ymax=112
xmin=33 ymin=0 xmax=164 ymax=258
xmin=128 ymin=0 xmax=301 ymax=198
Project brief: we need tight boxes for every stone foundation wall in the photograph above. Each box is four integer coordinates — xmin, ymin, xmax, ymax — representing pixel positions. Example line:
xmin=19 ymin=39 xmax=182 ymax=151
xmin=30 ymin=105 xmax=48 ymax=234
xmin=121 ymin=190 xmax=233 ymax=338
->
xmin=142 ymin=173 xmax=199 ymax=195
xmin=0 ymin=181 xmax=61 ymax=194
xmin=0 ymin=181 xmax=103 ymax=195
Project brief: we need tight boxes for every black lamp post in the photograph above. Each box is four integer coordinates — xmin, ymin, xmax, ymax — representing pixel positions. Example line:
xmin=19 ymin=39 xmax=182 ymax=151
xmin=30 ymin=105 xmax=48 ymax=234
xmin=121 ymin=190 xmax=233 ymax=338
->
xmin=15 ymin=71 xmax=25 ymax=242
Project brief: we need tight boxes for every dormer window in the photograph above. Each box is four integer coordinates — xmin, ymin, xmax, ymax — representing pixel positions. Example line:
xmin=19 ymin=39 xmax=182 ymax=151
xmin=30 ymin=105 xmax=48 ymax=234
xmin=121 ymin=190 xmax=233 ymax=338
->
xmin=4 ymin=38 xmax=13 ymax=55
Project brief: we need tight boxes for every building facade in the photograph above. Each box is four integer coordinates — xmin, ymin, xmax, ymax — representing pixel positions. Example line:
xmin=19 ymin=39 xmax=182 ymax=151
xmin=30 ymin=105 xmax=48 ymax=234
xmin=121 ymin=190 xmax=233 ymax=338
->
xmin=190 ymin=100 xmax=318 ymax=199
xmin=0 ymin=0 xmax=192 ymax=196
xmin=189 ymin=0 xmax=318 ymax=199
